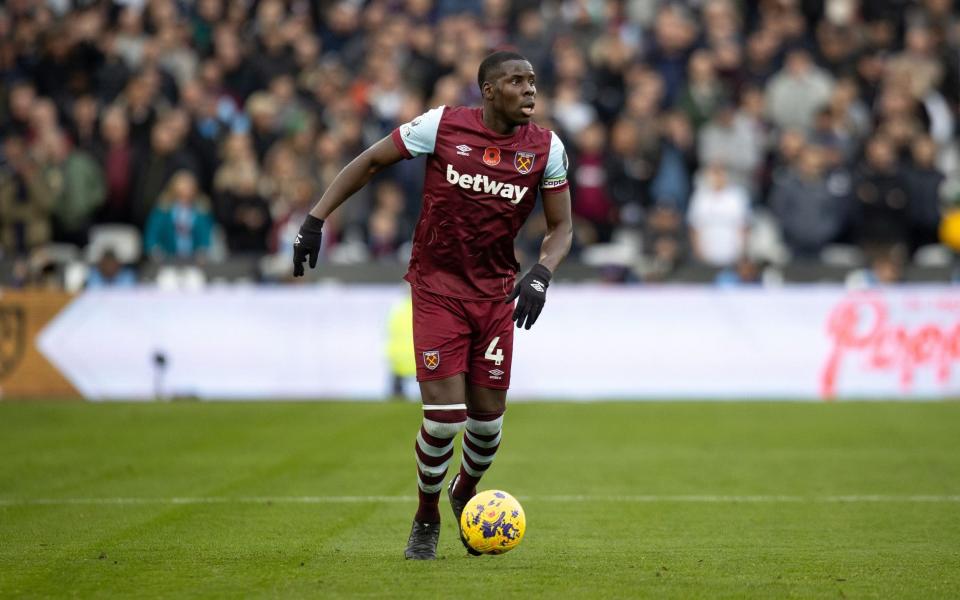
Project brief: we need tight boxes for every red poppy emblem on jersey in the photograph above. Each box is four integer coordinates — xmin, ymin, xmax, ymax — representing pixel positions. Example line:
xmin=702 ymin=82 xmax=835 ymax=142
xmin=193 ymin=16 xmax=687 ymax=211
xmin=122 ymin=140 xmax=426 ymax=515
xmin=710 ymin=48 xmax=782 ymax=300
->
xmin=423 ymin=351 xmax=440 ymax=370
xmin=514 ymin=151 xmax=535 ymax=174
xmin=483 ymin=147 xmax=501 ymax=166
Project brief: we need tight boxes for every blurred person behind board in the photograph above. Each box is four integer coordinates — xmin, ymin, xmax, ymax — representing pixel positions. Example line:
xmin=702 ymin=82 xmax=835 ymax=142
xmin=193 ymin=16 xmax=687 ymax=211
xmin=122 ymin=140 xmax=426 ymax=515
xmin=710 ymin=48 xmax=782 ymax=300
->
xmin=144 ymin=170 xmax=213 ymax=260
xmin=688 ymin=164 xmax=751 ymax=267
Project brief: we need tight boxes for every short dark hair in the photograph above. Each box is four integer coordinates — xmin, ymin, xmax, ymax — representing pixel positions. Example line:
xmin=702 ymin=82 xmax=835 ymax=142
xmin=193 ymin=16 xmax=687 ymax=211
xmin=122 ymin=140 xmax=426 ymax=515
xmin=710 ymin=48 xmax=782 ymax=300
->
xmin=477 ymin=50 xmax=529 ymax=90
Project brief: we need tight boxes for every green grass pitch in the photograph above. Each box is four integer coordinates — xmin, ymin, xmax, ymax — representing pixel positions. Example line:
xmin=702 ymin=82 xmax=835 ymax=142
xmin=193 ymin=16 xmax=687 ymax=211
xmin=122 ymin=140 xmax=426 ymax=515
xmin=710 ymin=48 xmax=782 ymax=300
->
xmin=1 ymin=401 xmax=959 ymax=599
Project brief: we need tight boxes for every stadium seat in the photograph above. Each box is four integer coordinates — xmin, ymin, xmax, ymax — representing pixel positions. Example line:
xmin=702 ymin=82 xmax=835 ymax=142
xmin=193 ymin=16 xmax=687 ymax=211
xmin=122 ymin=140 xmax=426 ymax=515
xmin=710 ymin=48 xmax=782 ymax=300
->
xmin=820 ymin=244 xmax=865 ymax=268
xmin=86 ymin=224 xmax=142 ymax=264
xmin=914 ymin=244 xmax=953 ymax=267
xmin=33 ymin=243 xmax=81 ymax=265
xmin=581 ymin=229 xmax=641 ymax=267
xmin=63 ymin=261 xmax=89 ymax=293
xmin=155 ymin=265 xmax=207 ymax=291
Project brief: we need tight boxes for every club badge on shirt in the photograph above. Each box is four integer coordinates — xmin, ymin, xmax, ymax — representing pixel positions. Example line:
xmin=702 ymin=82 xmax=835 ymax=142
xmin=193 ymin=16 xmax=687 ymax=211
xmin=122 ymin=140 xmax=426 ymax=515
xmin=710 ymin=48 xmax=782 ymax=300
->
xmin=423 ymin=350 xmax=440 ymax=370
xmin=514 ymin=151 xmax=535 ymax=174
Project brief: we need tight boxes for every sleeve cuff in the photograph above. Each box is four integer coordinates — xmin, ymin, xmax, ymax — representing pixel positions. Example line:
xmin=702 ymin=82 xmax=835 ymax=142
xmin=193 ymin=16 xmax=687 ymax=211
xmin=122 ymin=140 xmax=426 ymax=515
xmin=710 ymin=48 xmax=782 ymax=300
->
xmin=541 ymin=181 xmax=570 ymax=194
xmin=390 ymin=128 xmax=413 ymax=160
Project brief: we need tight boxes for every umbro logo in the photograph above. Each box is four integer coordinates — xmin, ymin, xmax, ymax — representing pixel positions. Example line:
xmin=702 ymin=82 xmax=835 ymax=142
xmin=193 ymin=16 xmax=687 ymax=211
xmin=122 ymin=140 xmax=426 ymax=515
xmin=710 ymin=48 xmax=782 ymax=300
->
xmin=456 ymin=144 xmax=472 ymax=156
xmin=530 ymin=280 xmax=545 ymax=293
xmin=489 ymin=369 xmax=504 ymax=380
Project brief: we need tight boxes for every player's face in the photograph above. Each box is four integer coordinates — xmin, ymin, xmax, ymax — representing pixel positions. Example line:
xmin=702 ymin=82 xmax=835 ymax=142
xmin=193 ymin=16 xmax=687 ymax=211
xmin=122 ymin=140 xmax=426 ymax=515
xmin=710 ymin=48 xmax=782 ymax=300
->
xmin=493 ymin=60 xmax=537 ymax=125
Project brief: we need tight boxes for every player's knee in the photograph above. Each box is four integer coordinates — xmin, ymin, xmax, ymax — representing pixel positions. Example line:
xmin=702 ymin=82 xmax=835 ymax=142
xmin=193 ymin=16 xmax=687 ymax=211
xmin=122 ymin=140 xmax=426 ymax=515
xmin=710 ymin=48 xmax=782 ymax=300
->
xmin=466 ymin=411 xmax=504 ymax=436
xmin=422 ymin=406 xmax=467 ymax=438
xmin=419 ymin=377 xmax=466 ymax=405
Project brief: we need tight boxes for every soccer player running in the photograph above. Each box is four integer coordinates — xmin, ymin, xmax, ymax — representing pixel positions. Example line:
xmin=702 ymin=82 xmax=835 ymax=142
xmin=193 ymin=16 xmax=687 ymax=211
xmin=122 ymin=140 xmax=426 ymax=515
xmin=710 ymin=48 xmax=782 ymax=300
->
xmin=293 ymin=51 xmax=572 ymax=559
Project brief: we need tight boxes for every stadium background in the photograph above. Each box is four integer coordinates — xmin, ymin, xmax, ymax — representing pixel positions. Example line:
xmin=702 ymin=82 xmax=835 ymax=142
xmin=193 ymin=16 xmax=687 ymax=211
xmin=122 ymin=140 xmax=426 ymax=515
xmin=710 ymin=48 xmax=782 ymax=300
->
xmin=2 ymin=0 xmax=960 ymax=400
xmin=2 ymin=3 xmax=959 ymax=597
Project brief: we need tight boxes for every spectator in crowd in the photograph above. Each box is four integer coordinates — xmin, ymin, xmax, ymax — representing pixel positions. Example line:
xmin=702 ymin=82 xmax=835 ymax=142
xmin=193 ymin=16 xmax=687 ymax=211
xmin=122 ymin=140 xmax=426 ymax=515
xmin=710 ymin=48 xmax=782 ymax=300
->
xmin=647 ymin=4 xmax=698 ymax=106
xmin=852 ymin=135 xmax=910 ymax=253
xmin=367 ymin=181 xmax=410 ymax=260
xmin=770 ymin=145 xmax=849 ymax=260
xmin=46 ymin=131 xmax=106 ymax=247
xmin=69 ymin=95 xmax=100 ymax=154
xmin=715 ymin=255 xmax=764 ymax=287
xmin=246 ymin=92 xmax=282 ymax=163
xmin=764 ymin=48 xmax=835 ymax=131
xmin=651 ymin=110 xmax=694 ymax=215
xmin=679 ymin=49 xmax=728 ymax=131
xmin=0 ymin=136 xmax=53 ymax=256
xmin=2 ymin=82 xmax=37 ymax=138
xmin=605 ymin=118 xmax=649 ymax=228
xmin=687 ymin=164 xmax=751 ymax=267
xmin=270 ymin=176 xmax=316 ymax=260
xmin=846 ymin=245 xmax=907 ymax=288
xmin=743 ymin=29 xmax=780 ymax=86
xmin=571 ymin=122 xmax=615 ymax=245
xmin=86 ymin=248 xmax=137 ymax=288
xmin=904 ymin=135 xmax=944 ymax=252
xmin=643 ymin=206 xmax=686 ymax=281
xmin=144 ymin=170 xmax=213 ymax=260
xmin=132 ymin=117 xmax=198 ymax=227
xmin=94 ymin=106 xmax=138 ymax=225
xmin=213 ymin=133 xmax=259 ymax=197
xmin=698 ymin=99 xmax=762 ymax=194
xmin=215 ymin=169 xmax=272 ymax=255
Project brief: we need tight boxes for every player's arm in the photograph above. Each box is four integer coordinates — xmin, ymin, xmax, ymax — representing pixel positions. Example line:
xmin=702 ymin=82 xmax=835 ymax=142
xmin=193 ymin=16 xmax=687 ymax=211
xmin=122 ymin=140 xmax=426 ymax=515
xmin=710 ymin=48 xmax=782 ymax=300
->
xmin=294 ymin=106 xmax=444 ymax=277
xmin=309 ymin=137 xmax=404 ymax=221
xmin=505 ymin=189 xmax=572 ymax=329
xmin=538 ymin=188 xmax=573 ymax=273
xmin=292 ymin=137 xmax=403 ymax=276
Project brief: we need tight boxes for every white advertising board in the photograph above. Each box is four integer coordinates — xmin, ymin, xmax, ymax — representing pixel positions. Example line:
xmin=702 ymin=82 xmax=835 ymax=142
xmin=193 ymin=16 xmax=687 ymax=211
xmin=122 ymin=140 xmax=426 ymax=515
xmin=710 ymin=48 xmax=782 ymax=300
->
xmin=36 ymin=285 xmax=960 ymax=401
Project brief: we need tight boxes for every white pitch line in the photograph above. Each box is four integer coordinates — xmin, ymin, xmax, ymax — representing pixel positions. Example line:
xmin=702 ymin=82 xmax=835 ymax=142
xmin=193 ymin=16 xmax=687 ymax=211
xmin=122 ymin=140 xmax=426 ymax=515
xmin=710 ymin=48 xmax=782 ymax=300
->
xmin=1 ymin=495 xmax=959 ymax=506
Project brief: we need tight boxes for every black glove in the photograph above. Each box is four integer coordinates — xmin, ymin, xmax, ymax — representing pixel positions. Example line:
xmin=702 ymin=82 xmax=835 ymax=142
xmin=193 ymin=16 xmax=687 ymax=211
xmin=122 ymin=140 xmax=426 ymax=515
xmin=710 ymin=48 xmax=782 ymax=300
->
xmin=505 ymin=263 xmax=552 ymax=330
xmin=293 ymin=215 xmax=324 ymax=277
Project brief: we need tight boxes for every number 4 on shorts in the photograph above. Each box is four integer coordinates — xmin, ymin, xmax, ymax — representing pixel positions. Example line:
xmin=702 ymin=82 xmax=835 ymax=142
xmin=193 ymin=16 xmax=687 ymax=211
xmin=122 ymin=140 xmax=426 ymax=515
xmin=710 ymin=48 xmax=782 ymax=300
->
xmin=485 ymin=336 xmax=504 ymax=366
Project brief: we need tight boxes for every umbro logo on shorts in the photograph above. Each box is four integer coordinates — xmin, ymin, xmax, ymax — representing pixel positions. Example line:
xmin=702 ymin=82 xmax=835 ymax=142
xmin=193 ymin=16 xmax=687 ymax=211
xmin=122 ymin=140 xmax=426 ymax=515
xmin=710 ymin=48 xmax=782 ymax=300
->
xmin=489 ymin=369 xmax=504 ymax=380
xmin=423 ymin=350 xmax=440 ymax=370
xmin=530 ymin=280 xmax=545 ymax=293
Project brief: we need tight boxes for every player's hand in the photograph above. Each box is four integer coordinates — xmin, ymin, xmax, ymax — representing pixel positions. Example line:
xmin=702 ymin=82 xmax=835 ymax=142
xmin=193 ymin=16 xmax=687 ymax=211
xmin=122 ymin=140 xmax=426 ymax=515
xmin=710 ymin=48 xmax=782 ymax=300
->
xmin=505 ymin=263 xmax=552 ymax=330
xmin=293 ymin=215 xmax=324 ymax=277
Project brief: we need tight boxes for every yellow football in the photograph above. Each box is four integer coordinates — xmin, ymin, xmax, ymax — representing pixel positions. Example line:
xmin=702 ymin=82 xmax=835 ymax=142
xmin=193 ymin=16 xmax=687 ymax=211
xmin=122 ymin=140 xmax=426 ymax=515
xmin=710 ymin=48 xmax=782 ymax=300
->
xmin=459 ymin=490 xmax=526 ymax=555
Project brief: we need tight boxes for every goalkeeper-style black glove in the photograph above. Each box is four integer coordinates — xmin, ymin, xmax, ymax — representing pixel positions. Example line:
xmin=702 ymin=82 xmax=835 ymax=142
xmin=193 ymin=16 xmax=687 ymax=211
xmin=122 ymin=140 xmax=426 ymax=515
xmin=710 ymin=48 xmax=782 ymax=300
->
xmin=292 ymin=215 xmax=324 ymax=277
xmin=505 ymin=263 xmax=552 ymax=330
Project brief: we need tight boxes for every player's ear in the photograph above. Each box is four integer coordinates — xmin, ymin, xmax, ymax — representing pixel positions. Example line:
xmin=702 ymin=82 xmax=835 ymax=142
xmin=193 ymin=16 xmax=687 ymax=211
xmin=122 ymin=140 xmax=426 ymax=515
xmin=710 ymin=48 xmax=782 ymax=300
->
xmin=481 ymin=81 xmax=495 ymax=101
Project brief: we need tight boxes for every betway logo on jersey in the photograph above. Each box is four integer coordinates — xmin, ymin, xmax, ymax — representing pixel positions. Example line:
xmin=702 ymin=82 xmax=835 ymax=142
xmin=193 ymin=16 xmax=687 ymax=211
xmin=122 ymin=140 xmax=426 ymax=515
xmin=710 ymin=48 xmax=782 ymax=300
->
xmin=446 ymin=164 xmax=529 ymax=204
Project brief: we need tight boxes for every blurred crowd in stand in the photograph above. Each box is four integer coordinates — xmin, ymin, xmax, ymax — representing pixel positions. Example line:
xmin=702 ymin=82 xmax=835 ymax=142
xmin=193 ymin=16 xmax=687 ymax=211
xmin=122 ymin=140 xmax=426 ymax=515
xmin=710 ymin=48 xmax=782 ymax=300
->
xmin=3 ymin=0 xmax=960 ymax=289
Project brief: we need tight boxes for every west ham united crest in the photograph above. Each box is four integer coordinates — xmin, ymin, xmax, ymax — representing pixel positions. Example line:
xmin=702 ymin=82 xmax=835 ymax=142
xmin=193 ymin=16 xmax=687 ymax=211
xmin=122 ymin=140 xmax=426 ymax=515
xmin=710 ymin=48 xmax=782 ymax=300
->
xmin=514 ymin=151 xmax=535 ymax=174
xmin=423 ymin=350 xmax=440 ymax=370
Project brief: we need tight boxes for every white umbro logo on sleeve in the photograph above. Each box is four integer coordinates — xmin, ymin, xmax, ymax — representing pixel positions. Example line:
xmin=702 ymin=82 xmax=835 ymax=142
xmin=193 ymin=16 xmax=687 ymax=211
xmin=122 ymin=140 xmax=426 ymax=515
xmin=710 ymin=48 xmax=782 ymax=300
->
xmin=530 ymin=281 xmax=545 ymax=293
xmin=456 ymin=145 xmax=472 ymax=156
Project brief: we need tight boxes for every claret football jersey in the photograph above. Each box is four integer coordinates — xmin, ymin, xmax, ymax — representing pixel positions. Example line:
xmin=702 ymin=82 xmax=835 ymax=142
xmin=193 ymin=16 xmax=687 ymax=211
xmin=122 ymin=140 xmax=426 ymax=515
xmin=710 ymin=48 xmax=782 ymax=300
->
xmin=391 ymin=106 xmax=569 ymax=300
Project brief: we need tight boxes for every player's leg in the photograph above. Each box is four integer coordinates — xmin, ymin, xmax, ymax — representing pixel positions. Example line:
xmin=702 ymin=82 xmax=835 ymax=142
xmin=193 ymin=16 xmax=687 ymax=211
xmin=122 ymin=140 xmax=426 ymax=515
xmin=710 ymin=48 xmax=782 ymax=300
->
xmin=405 ymin=287 xmax=470 ymax=560
xmin=447 ymin=299 xmax=513 ymax=554
xmin=414 ymin=375 xmax=467 ymax=524
xmin=450 ymin=385 xmax=507 ymax=502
